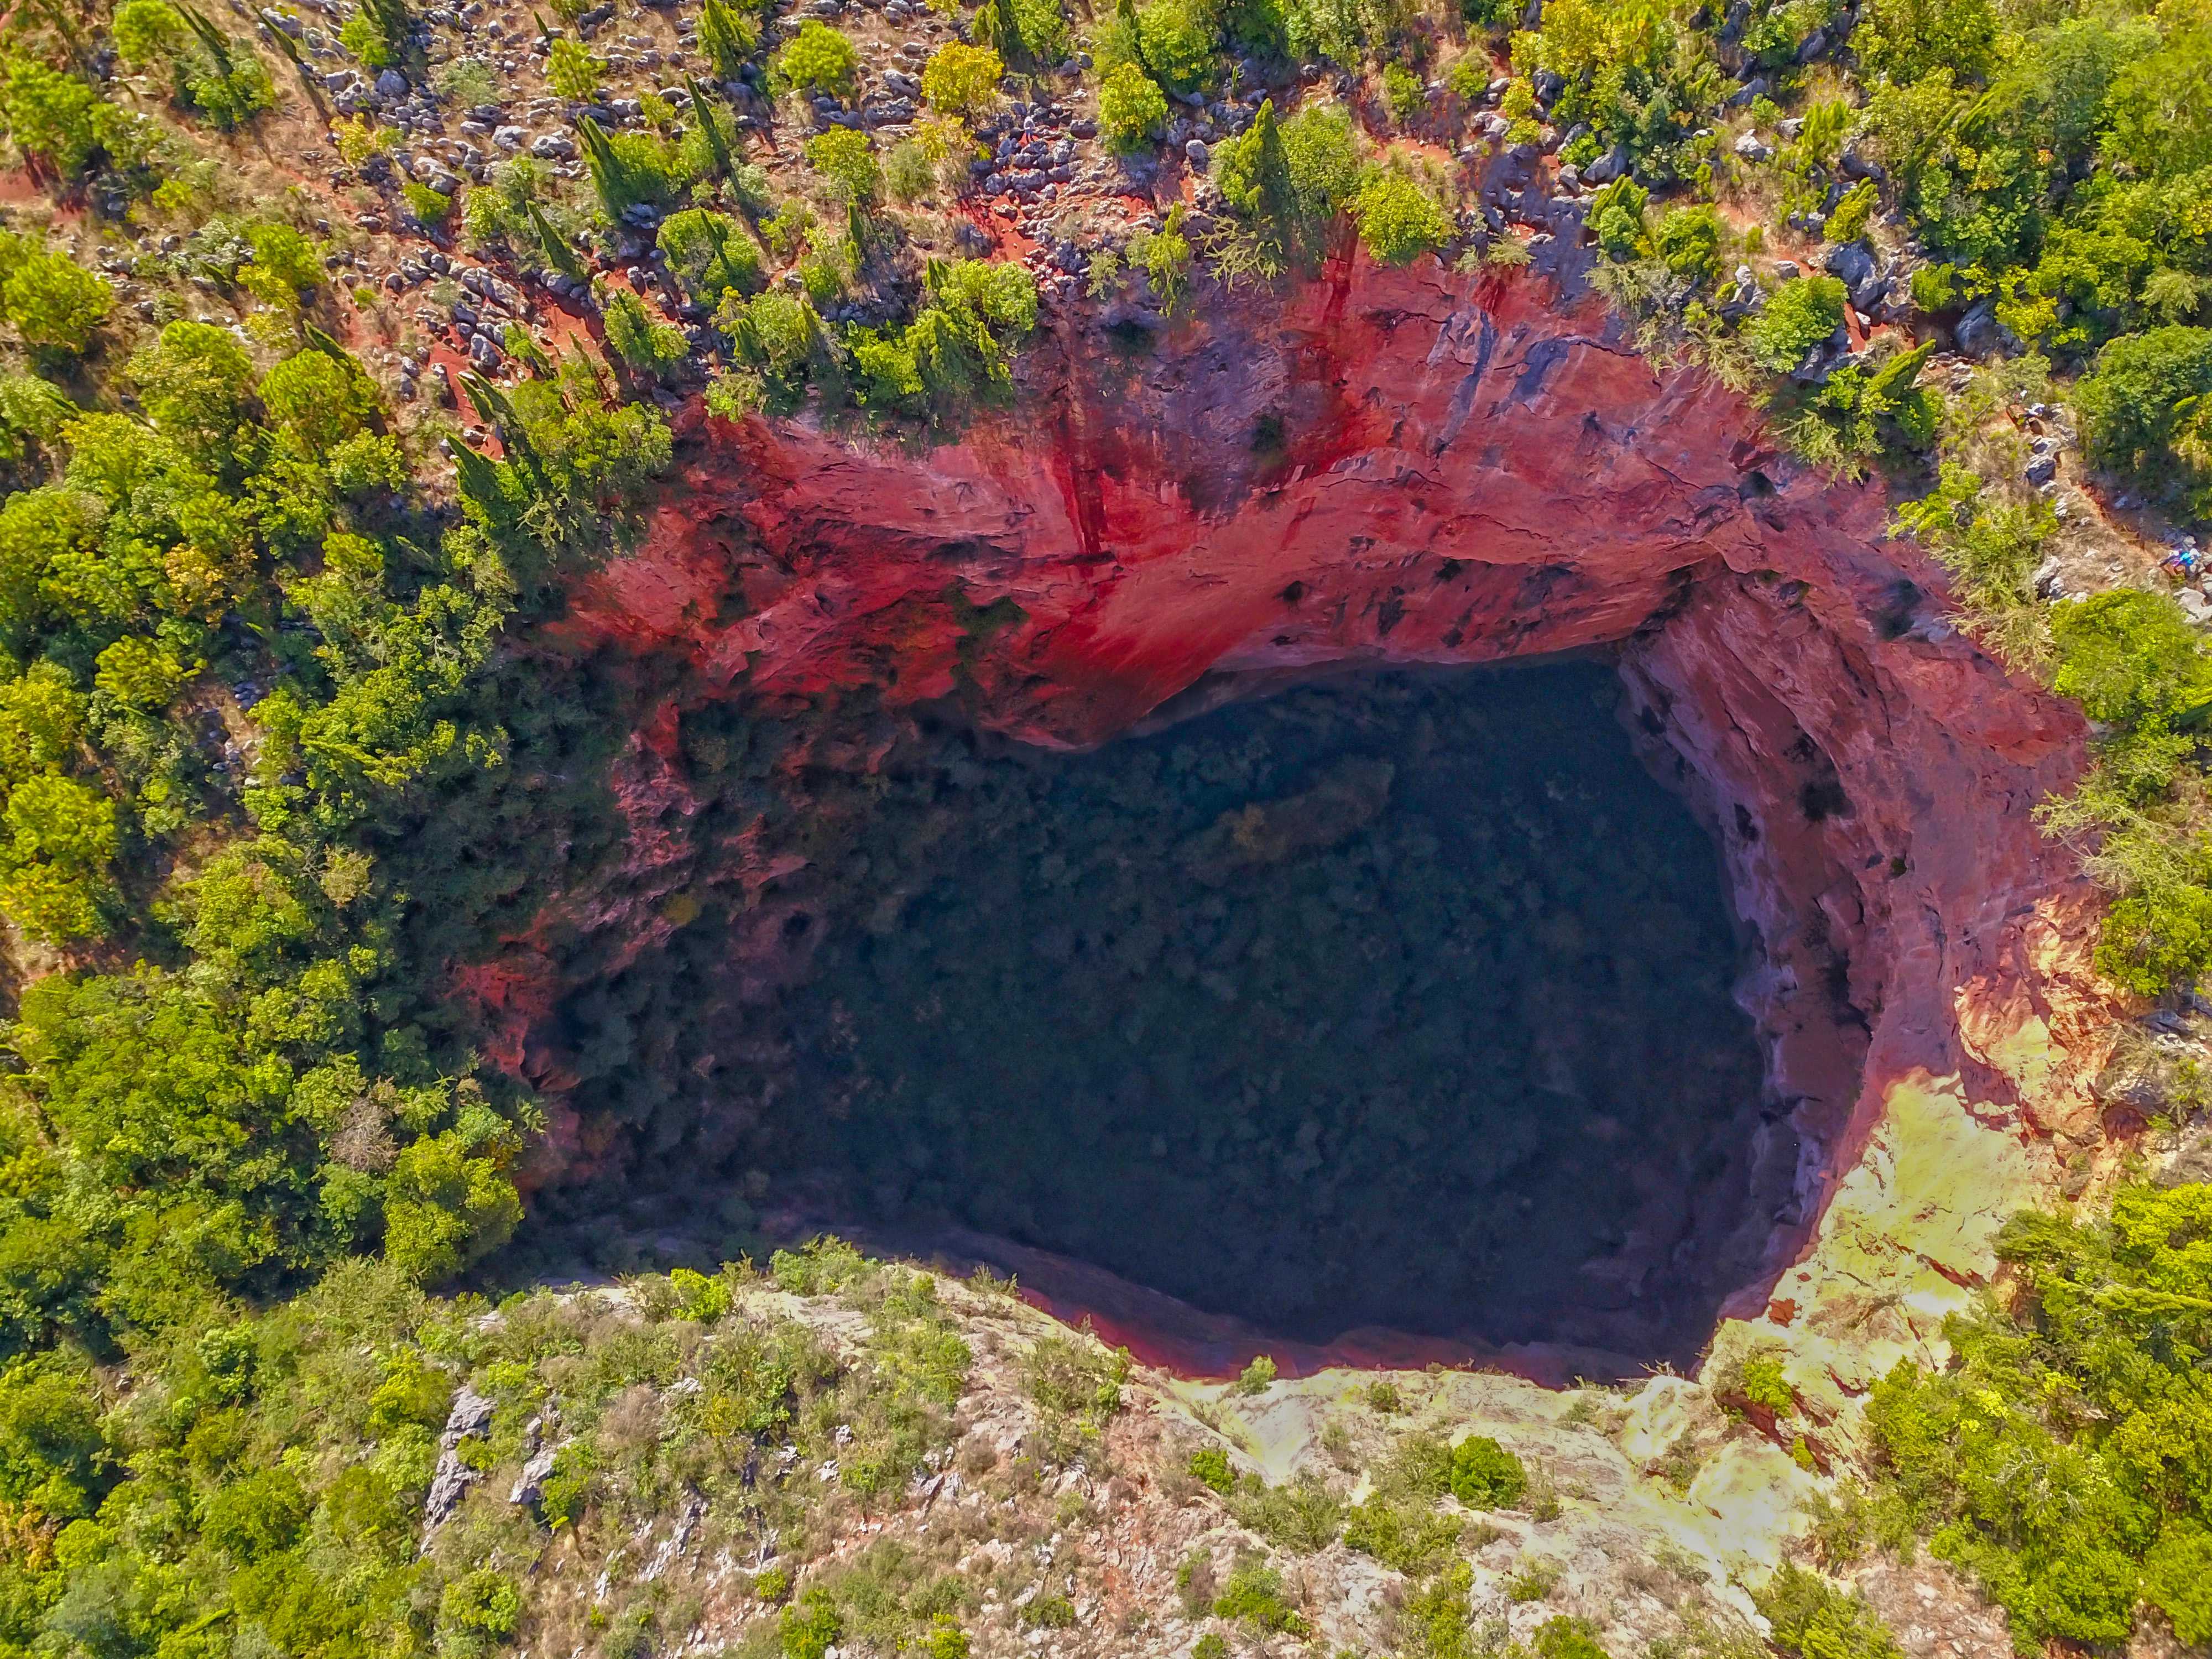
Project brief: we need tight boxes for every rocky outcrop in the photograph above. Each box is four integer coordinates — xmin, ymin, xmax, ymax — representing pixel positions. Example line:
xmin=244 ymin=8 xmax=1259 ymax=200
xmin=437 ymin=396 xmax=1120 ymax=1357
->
xmin=473 ymin=247 xmax=2121 ymax=1374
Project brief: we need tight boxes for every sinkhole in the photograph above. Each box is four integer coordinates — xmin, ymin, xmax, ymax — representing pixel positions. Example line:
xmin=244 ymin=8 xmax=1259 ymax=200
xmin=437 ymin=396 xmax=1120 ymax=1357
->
xmin=737 ymin=659 xmax=1793 ymax=1373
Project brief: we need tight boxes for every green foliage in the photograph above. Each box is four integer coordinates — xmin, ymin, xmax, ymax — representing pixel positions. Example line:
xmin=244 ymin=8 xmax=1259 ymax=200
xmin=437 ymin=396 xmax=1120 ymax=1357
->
xmin=1227 ymin=1472 xmax=1345 ymax=1551
xmin=1020 ymin=1331 xmax=1128 ymax=1458
xmin=971 ymin=0 xmax=1068 ymax=70
xmin=1212 ymin=101 xmax=1362 ymax=278
xmin=2078 ymin=327 xmax=2212 ymax=514
xmin=776 ymin=20 xmax=859 ymax=95
xmin=1532 ymin=1616 xmax=1610 ymax=1659
xmin=577 ymin=116 xmax=695 ymax=213
xmin=0 ymin=59 xmax=98 ymax=177
xmin=1133 ymin=0 xmax=1217 ymax=93
xmin=1754 ymin=1565 xmax=1902 ymax=1659
xmin=1447 ymin=1434 xmax=1527 ymax=1509
xmin=602 ymin=288 xmax=691 ymax=379
xmin=1234 ymin=1352 xmax=1277 ymax=1394
xmin=1342 ymin=1493 xmax=1464 ymax=1574
xmin=1652 ymin=204 xmax=1724 ymax=286
xmin=1745 ymin=276 xmax=1845 ymax=372
xmin=1214 ymin=1561 xmax=1305 ymax=1633
xmin=112 ymin=0 xmax=274 ymax=128
xmin=805 ymin=127 xmax=879 ymax=205
xmin=339 ymin=0 xmax=410 ymax=67
xmin=1352 ymin=167 xmax=1450 ymax=266
xmin=0 ymin=239 xmax=112 ymax=358
xmin=1775 ymin=341 xmax=1939 ymax=476
xmin=545 ymin=37 xmax=603 ymax=101
xmin=1865 ymin=1183 xmax=2212 ymax=1648
xmin=1190 ymin=1446 xmax=1235 ymax=1492
xmin=846 ymin=257 xmax=1039 ymax=423
xmin=1098 ymin=62 xmax=1168 ymax=151
xmin=921 ymin=42 xmax=1003 ymax=116
xmin=1508 ymin=0 xmax=1725 ymax=184
xmin=1588 ymin=176 xmax=1649 ymax=262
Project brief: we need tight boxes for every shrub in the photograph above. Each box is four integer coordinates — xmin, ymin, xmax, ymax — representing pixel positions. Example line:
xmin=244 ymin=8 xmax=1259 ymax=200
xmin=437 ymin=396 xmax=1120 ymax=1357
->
xmin=1587 ymin=175 xmax=1648 ymax=260
xmin=1234 ymin=1353 xmax=1277 ymax=1394
xmin=438 ymin=1569 xmax=523 ymax=1658
xmin=1383 ymin=62 xmax=1425 ymax=124
xmin=1746 ymin=274 xmax=1846 ymax=371
xmin=884 ymin=140 xmax=936 ymax=201
xmin=805 ymin=127 xmax=879 ymax=204
xmin=129 ymin=320 xmax=254 ymax=451
xmin=260 ymin=349 xmax=379 ymax=451
xmin=2078 ymin=326 xmax=2212 ymax=507
xmin=1214 ymin=1561 xmax=1305 ymax=1633
xmin=1448 ymin=1434 xmax=1527 ymax=1508
xmin=1532 ymin=1616 xmax=1610 ymax=1659
xmin=0 ymin=59 xmax=97 ymax=177
xmin=1352 ymin=168 xmax=1449 ymax=265
xmin=1342 ymin=1494 xmax=1464 ymax=1573
xmin=1099 ymin=62 xmax=1167 ymax=151
xmin=239 ymin=222 xmax=326 ymax=309
xmin=0 ymin=246 xmax=112 ymax=357
xmin=1135 ymin=0 xmax=1217 ymax=93
xmin=656 ymin=209 xmax=762 ymax=304
xmin=921 ymin=43 xmax=1004 ymax=117
xmin=1189 ymin=1447 xmax=1234 ymax=1492
xmin=546 ymin=38 xmax=603 ymax=102
xmin=1212 ymin=100 xmax=1361 ymax=275
xmin=1755 ymin=1565 xmax=1901 ymax=1659
xmin=603 ymin=289 xmax=692 ymax=377
xmin=777 ymin=21 xmax=860 ymax=96
xmin=1653 ymin=204 xmax=1724 ymax=285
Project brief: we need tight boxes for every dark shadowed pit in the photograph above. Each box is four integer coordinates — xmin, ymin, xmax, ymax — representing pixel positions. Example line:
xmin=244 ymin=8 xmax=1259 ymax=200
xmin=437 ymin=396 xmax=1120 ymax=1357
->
xmin=731 ymin=660 xmax=1793 ymax=1373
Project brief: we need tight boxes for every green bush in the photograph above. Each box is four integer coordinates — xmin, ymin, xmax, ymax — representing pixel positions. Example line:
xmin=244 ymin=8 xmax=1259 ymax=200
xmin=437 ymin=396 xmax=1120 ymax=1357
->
xmin=657 ymin=209 xmax=763 ymax=304
xmin=1188 ymin=1446 xmax=1234 ymax=1492
xmin=805 ymin=126 xmax=879 ymax=204
xmin=1448 ymin=1434 xmax=1526 ymax=1509
xmin=1652 ymin=204 xmax=1724 ymax=285
xmin=777 ymin=20 xmax=859 ymax=95
xmin=1532 ymin=1616 xmax=1610 ymax=1659
xmin=1099 ymin=62 xmax=1168 ymax=151
xmin=1587 ymin=176 xmax=1648 ymax=260
xmin=1746 ymin=275 xmax=1846 ymax=372
xmin=921 ymin=42 xmax=1004 ymax=117
xmin=0 ymin=242 xmax=112 ymax=357
xmin=2078 ymin=326 xmax=2212 ymax=510
xmin=0 ymin=59 xmax=98 ymax=177
xmin=1352 ymin=168 xmax=1450 ymax=265
xmin=1755 ymin=1565 xmax=1901 ymax=1659
xmin=1214 ymin=1561 xmax=1305 ymax=1633
xmin=1135 ymin=0 xmax=1217 ymax=92
xmin=602 ymin=288 xmax=691 ymax=378
xmin=1212 ymin=100 xmax=1363 ymax=276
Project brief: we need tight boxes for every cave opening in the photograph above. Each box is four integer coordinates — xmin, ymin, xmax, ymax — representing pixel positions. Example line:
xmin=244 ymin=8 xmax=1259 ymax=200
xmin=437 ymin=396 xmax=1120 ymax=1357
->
xmin=728 ymin=659 xmax=1794 ymax=1374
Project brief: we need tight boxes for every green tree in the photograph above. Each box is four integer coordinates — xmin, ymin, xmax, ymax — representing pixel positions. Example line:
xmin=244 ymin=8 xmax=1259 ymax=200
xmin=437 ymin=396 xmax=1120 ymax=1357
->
xmin=656 ymin=209 xmax=762 ymax=305
xmin=776 ymin=21 xmax=859 ymax=96
xmin=1746 ymin=275 xmax=1846 ymax=372
xmin=1352 ymin=168 xmax=1449 ymax=265
xmin=382 ymin=1119 xmax=522 ymax=1283
xmin=920 ymin=42 xmax=1004 ymax=117
xmin=805 ymin=127 xmax=879 ymax=204
xmin=1098 ymin=62 xmax=1167 ymax=151
xmin=0 ymin=247 xmax=113 ymax=357
xmin=129 ymin=321 xmax=255 ymax=453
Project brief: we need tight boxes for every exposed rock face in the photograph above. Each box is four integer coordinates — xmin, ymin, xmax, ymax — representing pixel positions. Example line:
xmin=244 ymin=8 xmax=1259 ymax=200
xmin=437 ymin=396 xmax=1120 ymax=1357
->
xmin=471 ymin=251 xmax=2121 ymax=1371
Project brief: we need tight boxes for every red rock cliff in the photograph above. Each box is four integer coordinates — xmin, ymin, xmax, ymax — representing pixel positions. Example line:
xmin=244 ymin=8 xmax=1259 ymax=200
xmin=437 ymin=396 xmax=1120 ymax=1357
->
xmin=472 ymin=249 xmax=2119 ymax=1329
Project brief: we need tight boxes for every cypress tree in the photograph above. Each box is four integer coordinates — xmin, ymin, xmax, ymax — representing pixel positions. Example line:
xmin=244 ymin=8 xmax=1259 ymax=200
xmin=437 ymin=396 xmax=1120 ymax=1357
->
xmin=685 ymin=75 xmax=734 ymax=180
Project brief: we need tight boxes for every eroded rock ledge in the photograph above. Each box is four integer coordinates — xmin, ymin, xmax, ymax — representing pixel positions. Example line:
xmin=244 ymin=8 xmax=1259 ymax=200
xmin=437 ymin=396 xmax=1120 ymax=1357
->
xmin=466 ymin=253 xmax=2120 ymax=1384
